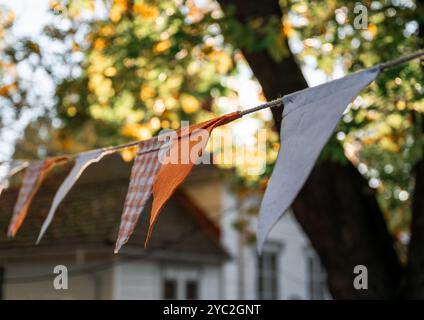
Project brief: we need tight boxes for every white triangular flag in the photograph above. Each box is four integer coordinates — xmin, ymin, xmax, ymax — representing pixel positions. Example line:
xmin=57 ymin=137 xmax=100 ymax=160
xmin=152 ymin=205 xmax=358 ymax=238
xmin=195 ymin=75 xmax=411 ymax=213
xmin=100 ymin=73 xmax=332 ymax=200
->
xmin=257 ymin=67 xmax=381 ymax=253
xmin=36 ymin=149 xmax=114 ymax=243
xmin=0 ymin=160 xmax=29 ymax=197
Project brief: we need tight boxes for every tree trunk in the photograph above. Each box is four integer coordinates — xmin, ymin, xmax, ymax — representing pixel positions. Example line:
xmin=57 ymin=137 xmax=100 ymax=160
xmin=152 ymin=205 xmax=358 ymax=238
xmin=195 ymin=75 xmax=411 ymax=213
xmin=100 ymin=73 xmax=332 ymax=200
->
xmin=404 ymin=12 xmax=424 ymax=298
xmin=292 ymin=161 xmax=403 ymax=298
xmin=406 ymin=149 xmax=424 ymax=298
xmin=217 ymin=0 xmax=307 ymax=129
xmin=217 ymin=0 xmax=403 ymax=298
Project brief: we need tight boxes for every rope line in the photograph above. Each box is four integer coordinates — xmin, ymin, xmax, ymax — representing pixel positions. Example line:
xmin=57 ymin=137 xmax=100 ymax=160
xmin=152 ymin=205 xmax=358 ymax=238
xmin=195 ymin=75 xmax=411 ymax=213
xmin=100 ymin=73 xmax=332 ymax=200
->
xmin=1 ymin=49 xmax=423 ymax=165
xmin=3 ymin=50 xmax=424 ymax=284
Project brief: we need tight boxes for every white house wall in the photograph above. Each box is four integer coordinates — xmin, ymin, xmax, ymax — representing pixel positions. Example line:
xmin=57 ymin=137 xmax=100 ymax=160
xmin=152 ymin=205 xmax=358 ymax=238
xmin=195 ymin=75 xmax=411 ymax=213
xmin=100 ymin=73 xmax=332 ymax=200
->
xmin=4 ymin=261 xmax=113 ymax=299
xmin=113 ymin=261 xmax=160 ymax=299
xmin=112 ymin=261 xmax=222 ymax=300
xmin=221 ymin=185 xmax=320 ymax=300
xmin=221 ymin=187 xmax=242 ymax=299
xmin=264 ymin=213 xmax=311 ymax=300
xmin=199 ymin=266 xmax=222 ymax=299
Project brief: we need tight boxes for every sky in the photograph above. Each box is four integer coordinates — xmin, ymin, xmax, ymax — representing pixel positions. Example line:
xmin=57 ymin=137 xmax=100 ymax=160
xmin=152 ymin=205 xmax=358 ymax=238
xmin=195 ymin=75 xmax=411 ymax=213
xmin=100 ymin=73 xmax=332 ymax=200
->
xmin=0 ymin=0 xmax=329 ymax=174
xmin=0 ymin=0 xmax=57 ymax=179
xmin=0 ymin=1 xmax=58 ymax=169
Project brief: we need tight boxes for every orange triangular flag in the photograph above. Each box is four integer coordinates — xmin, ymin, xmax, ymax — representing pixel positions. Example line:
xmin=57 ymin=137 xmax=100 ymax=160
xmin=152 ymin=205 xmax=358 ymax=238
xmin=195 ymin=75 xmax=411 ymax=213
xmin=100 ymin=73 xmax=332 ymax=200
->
xmin=145 ymin=112 xmax=241 ymax=246
xmin=8 ymin=156 xmax=68 ymax=237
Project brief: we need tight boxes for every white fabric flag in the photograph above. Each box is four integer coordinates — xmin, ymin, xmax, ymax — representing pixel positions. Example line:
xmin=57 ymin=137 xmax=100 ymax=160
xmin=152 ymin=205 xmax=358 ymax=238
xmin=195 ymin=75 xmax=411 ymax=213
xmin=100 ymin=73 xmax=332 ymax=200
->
xmin=0 ymin=160 xmax=29 ymax=197
xmin=257 ymin=67 xmax=381 ymax=253
xmin=36 ymin=149 xmax=114 ymax=243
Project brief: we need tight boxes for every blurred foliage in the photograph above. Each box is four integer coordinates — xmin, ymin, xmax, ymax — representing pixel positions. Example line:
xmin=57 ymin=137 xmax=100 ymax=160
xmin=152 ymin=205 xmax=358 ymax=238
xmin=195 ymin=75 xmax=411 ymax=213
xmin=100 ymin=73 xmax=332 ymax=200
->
xmin=0 ymin=7 xmax=26 ymax=128
xmin=4 ymin=0 xmax=277 ymax=184
xmin=1 ymin=0 xmax=424 ymax=251
xmin=285 ymin=0 xmax=424 ymax=253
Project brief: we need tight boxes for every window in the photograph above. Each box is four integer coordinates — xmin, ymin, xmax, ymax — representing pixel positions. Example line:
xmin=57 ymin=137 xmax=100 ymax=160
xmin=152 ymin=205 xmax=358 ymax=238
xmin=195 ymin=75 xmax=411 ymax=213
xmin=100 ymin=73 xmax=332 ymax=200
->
xmin=257 ymin=245 xmax=280 ymax=299
xmin=186 ymin=280 xmax=198 ymax=300
xmin=161 ymin=267 xmax=200 ymax=300
xmin=163 ymin=279 xmax=177 ymax=300
xmin=0 ymin=267 xmax=4 ymax=300
xmin=307 ymin=254 xmax=326 ymax=299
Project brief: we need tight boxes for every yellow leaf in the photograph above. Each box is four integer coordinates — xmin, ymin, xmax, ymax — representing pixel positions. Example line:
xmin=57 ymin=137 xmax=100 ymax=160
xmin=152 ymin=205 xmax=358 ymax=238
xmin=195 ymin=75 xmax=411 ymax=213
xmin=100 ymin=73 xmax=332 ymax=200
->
xmin=109 ymin=0 xmax=128 ymax=22
xmin=396 ymin=100 xmax=406 ymax=111
xmin=209 ymin=51 xmax=233 ymax=74
xmin=0 ymin=83 xmax=17 ymax=96
xmin=161 ymin=120 xmax=170 ymax=129
xmin=379 ymin=136 xmax=399 ymax=152
xmin=180 ymin=94 xmax=200 ymax=113
xmin=122 ymin=123 xmax=151 ymax=140
xmin=367 ymin=24 xmax=377 ymax=38
xmin=67 ymin=106 xmax=77 ymax=117
xmin=282 ymin=22 xmax=294 ymax=37
xmin=386 ymin=114 xmax=403 ymax=129
xmin=122 ymin=123 xmax=141 ymax=137
xmin=98 ymin=25 xmax=115 ymax=37
xmin=120 ymin=147 xmax=137 ymax=162
xmin=104 ymin=67 xmax=117 ymax=77
xmin=133 ymin=3 xmax=159 ymax=20
xmin=154 ymin=40 xmax=171 ymax=53
xmin=140 ymin=84 xmax=155 ymax=100
xmin=93 ymin=38 xmax=106 ymax=51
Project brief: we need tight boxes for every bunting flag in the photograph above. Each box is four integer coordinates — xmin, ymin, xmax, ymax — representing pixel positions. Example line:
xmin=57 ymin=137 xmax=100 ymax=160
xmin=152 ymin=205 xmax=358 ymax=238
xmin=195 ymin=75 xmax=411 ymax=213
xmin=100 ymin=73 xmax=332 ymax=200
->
xmin=0 ymin=160 xmax=29 ymax=197
xmin=114 ymin=136 xmax=170 ymax=253
xmin=8 ymin=156 xmax=68 ymax=238
xmin=1 ymin=50 xmax=421 ymax=253
xmin=145 ymin=112 xmax=241 ymax=247
xmin=37 ymin=149 xmax=115 ymax=243
xmin=257 ymin=67 xmax=381 ymax=253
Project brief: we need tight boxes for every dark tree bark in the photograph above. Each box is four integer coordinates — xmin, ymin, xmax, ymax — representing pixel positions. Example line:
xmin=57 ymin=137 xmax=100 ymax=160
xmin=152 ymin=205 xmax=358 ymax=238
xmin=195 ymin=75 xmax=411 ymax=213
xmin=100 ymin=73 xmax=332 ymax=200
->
xmin=404 ymin=11 xmax=424 ymax=298
xmin=293 ymin=161 xmax=403 ymax=298
xmin=406 ymin=148 xmax=424 ymax=298
xmin=217 ymin=0 xmax=307 ymax=129
xmin=217 ymin=0 xmax=403 ymax=298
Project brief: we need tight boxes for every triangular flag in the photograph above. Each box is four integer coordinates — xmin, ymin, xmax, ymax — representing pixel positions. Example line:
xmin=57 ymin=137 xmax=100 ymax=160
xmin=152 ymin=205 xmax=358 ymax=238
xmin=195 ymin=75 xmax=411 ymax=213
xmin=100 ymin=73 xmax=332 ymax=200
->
xmin=37 ymin=149 xmax=115 ymax=243
xmin=8 ymin=156 xmax=68 ymax=238
xmin=114 ymin=137 xmax=171 ymax=253
xmin=0 ymin=160 xmax=29 ymax=197
xmin=145 ymin=112 xmax=241 ymax=247
xmin=257 ymin=67 xmax=381 ymax=253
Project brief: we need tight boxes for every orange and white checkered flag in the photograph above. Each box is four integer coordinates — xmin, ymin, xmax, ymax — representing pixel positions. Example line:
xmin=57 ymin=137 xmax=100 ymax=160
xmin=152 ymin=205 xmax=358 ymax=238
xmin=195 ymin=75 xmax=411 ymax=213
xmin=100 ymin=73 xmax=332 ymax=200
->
xmin=114 ymin=137 xmax=170 ymax=253
xmin=145 ymin=112 xmax=241 ymax=247
xmin=8 ymin=156 xmax=67 ymax=238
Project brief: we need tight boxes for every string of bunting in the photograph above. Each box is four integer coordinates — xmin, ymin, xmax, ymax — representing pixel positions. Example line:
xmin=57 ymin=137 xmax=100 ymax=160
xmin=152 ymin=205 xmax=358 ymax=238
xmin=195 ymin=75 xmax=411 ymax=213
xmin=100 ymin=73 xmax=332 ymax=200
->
xmin=0 ymin=49 xmax=423 ymax=253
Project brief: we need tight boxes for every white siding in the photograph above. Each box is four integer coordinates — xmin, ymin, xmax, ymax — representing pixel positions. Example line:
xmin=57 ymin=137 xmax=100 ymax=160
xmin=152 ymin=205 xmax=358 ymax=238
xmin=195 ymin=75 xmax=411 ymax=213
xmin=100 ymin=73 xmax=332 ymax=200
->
xmin=199 ymin=266 xmax=221 ymax=299
xmin=113 ymin=261 xmax=160 ymax=299
xmin=267 ymin=213 xmax=310 ymax=299
xmin=4 ymin=262 xmax=113 ymax=300
xmin=112 ymin=261 xmax=221 ymax=300
xmin=221 ymin=185 xmax=329 ymax=300
xmin=221 ymin=188 xmax=242 ymax=299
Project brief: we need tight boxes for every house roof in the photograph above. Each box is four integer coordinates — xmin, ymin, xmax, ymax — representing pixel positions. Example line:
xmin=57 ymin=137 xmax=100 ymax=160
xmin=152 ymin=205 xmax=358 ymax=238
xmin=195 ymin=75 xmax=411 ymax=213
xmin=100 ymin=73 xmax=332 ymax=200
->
xmin=0 ymin=154 xmax=228 ymax=263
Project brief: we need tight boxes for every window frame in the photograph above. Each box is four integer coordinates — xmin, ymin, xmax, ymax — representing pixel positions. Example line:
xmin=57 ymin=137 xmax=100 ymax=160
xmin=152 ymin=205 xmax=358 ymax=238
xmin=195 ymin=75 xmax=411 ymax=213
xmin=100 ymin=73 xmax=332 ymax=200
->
xmin=304 ymin=249 xmax=327 ymax=300
xmin=256 ymin=242 xmax=282 ymax=300
xmin=0 ymin=266 xmax=4 ymax=300
xmin=160 ymin=265 xmax=201 ymax=300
